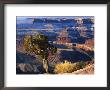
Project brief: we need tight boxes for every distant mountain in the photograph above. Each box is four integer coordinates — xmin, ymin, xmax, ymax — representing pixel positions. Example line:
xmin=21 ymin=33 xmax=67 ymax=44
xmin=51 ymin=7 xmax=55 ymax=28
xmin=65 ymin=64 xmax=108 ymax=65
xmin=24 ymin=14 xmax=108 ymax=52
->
xmin=17 ymin=18 xmax=93 ymax=26
xmin=33 ymin=18 xmax=76 ymax=23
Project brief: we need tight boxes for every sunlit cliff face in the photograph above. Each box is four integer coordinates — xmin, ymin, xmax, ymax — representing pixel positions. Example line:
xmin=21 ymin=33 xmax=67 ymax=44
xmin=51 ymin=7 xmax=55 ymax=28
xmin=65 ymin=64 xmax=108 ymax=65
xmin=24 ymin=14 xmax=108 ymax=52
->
xmin=76 ymin=18 xmax=83 ymax=25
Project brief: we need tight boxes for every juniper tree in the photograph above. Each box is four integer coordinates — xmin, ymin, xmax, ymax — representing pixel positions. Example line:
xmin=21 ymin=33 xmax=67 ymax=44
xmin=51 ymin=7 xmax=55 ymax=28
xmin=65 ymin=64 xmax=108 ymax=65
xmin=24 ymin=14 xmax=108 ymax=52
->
xmin=23 ymin=34 xmax=57 ymax=73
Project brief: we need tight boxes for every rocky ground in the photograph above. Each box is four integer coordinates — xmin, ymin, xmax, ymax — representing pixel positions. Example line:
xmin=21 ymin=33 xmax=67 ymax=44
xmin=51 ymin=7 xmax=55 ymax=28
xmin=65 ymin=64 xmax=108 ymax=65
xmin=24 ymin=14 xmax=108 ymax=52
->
xmin=72 ymin=64 xmax=94 ymax=74
xmin=16 ymin=50 xmax=94 ymax=74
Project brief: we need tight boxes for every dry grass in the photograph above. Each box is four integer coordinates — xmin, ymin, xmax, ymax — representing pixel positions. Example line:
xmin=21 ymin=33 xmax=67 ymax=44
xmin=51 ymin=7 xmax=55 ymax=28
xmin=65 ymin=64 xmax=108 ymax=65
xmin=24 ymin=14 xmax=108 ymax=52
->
xmin=54 ymin=60 xmax=85 ymax=74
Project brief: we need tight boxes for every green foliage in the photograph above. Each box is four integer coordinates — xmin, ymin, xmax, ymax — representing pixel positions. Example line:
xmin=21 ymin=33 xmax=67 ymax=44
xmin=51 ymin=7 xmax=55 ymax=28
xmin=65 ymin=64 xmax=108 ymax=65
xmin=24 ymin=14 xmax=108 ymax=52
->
xmin=23 ymin=34 xmax=57 ymax=57
xmin=75 ymin=61 xmax=86 ymax=69
xmin=23 ymin=33 xmax=57 ymax=73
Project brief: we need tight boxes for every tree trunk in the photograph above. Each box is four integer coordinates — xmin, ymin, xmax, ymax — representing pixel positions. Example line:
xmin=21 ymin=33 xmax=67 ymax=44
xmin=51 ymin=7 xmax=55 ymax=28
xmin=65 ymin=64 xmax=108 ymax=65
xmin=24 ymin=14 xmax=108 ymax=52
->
xmin=43 ymin=58 xmax=49 ymax=73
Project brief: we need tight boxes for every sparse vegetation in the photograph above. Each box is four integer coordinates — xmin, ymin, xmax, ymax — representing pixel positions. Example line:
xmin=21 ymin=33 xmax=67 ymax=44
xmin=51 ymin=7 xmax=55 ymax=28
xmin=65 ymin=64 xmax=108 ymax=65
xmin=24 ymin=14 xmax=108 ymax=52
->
xmin=54 ymin=60 xmax=86 ymax=74
xmin=23 ymin=34 xmax=57 ymax=73
xmin=75 ymin=61 xmax=86 ymax=70
xmin=16 ymin=17 xmax=94 ymax=74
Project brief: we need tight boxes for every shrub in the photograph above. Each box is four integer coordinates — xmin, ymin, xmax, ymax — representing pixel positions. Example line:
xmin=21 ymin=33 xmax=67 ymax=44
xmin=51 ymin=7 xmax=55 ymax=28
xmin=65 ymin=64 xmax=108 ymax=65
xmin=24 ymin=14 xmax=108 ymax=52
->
xmin=54 ymin=60 xmax=76 ymax=74
xmin=54 ymin=60 xmax=86 ymax=74
xmin=75 ymin=61 xmax=86 ymax=70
